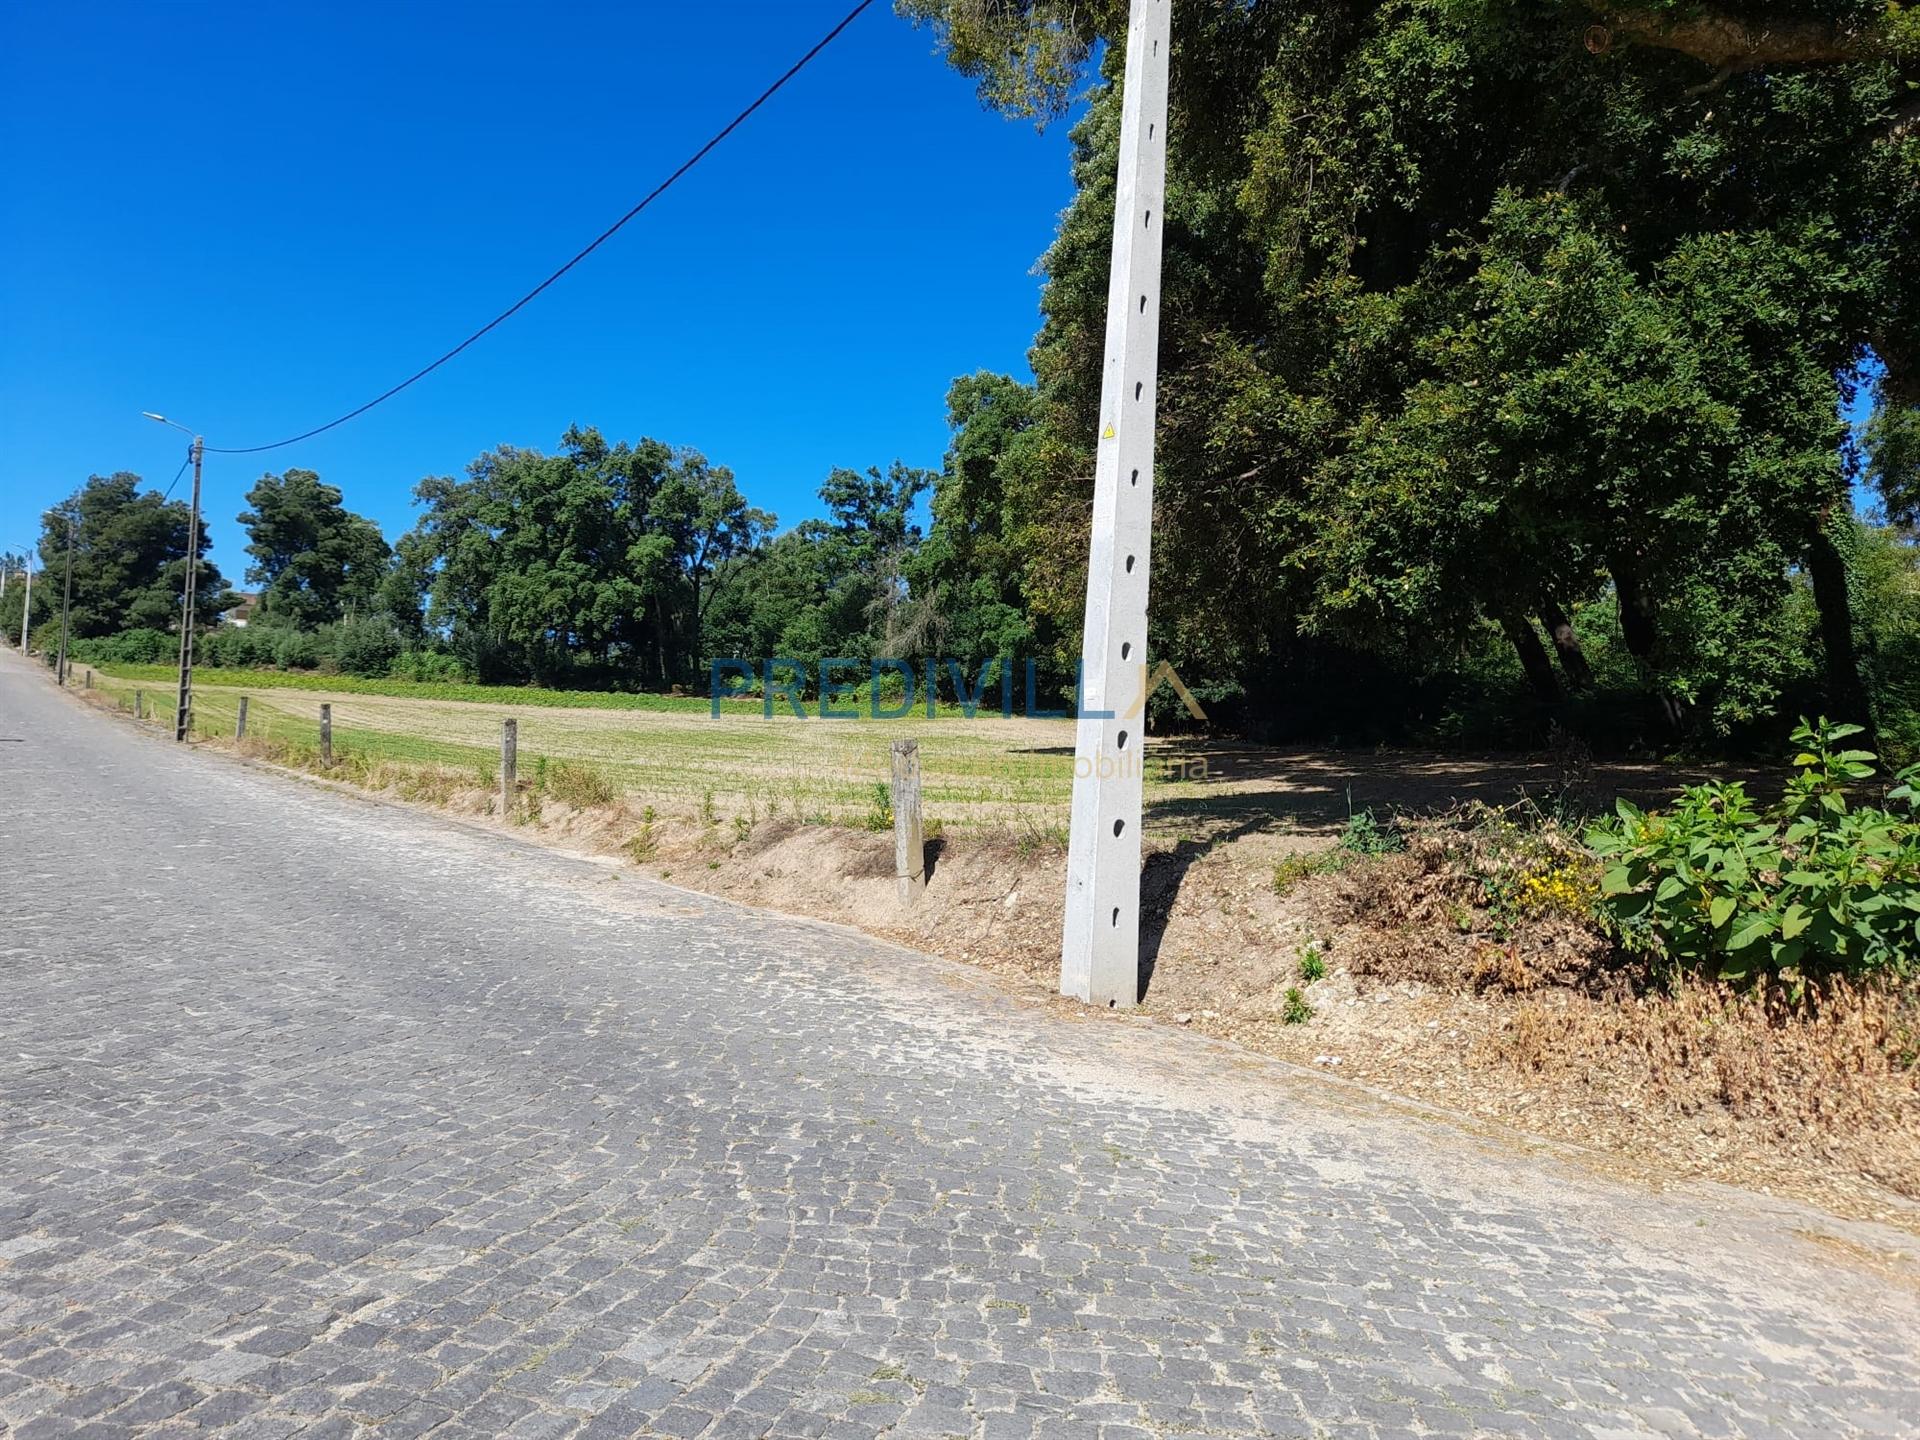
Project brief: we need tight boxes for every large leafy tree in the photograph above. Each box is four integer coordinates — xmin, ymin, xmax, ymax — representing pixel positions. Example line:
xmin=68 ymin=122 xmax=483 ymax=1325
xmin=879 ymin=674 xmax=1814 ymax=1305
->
xmin=35 ymin=473 xmax=232 ymax=639
xmin=398 ymin=426 xmax=767 ymax=686
xmin=904 ymin=0 xmax=1920 ymax=736
xmin=238 ymin=469 xmax=393 ymax=629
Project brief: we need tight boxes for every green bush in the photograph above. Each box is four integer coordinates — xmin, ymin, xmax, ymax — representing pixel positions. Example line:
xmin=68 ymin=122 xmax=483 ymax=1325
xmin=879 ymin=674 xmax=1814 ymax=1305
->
xmin=387 ymin=649 xmax=469 ymax=683
xmin=331 ymin=617 xmax=401 ymax=678
xmin=200 ymin=625 xmax=279 ymax=669
xmin=271 ymin=629 xmax=325 ymax=670
xmin=70 ymin=628 xmax=174 ymax=665
xmin=1588 ymin=719 xmax=1920 ymax=986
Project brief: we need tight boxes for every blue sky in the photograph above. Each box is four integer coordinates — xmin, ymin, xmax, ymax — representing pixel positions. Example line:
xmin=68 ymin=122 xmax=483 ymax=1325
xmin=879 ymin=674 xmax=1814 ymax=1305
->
xmin=0 ymin=1 xmax=1077 ymax=578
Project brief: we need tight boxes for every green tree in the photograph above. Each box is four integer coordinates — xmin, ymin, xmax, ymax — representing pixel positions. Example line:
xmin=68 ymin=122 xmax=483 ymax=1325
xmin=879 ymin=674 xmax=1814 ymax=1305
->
xmin=35 ymin=473 xmax=232 ymax=640
xmin=238 ymin=469 xmax=393 ymax=630
xmin=909 ymin=0 xmax=1920 ymax=741
xmin=398 ymin=426 xmax=768 ymax=688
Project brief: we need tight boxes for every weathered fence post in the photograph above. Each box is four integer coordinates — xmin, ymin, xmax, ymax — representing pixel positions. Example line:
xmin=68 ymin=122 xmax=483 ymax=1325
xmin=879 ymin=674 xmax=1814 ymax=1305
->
xmin=319 ymin=704 xmax=333 ymax=768
xmin=891 ymin=739 xmax=924 ymax=904
xmin=84 ymin=669 xmax=92 ymax=690
xmin=134 ymin=689 xmax=144 ymax=719
xmin=235 ymin=695 xmax=248 ymax=741
xmin=500 ymin=718 xmax=517 ymax=816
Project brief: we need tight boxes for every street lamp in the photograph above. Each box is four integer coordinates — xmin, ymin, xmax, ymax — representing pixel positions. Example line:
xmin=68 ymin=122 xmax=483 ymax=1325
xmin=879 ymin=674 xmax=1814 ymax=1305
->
xmin=144 ymin=411 xmax=205 ymax=742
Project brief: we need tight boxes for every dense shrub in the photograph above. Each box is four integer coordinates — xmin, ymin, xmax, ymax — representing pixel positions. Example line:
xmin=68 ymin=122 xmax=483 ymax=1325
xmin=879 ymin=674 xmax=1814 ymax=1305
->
xmin=331 ymin=617 xmax=401 ymax=678
xmin=69 ymin=628 xmax=174 ymax=665
xmin=387 ymin=649 xmax=470 ymax=683
xmin=199 ymin=625 xmax=280 ymax=669
xmin=271 ymin=629 xmax=324 ymax=670
xmin=1589 ymin=720 xmax=1920 ymax=986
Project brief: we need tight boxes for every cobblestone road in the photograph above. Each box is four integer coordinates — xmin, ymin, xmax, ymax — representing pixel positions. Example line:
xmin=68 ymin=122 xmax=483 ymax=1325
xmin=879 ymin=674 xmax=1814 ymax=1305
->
xmin=2 ymin=652 xmax=1918 ymax=1440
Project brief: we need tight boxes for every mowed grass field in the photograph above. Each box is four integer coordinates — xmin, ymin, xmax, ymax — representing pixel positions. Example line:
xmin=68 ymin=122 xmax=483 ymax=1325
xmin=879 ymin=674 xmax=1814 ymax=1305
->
xmin=82 ymin=663 xmax=1219 ymax=836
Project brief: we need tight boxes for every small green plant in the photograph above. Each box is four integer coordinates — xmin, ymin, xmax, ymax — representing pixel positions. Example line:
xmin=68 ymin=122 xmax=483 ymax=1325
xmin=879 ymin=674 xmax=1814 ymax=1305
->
xmin=701 ymin=788 xmax=717 ymax=825
xmin=625 ymin=805 xmax=659 ymax=862
xmin=1281 ymin=987 xmax=1314 ymax=1024
xmin=1588 ymin=719 xmax=1920 ymax=987
xmin=732 ymin=815 xmax=752 ymax=843
xmin=864 ymin=781 xmax=893 ymax=832
xmin=1297 ymin=945 xmax=1327 ymax=983
xmin=1339 ymin=805 xmax=1403 ymax=856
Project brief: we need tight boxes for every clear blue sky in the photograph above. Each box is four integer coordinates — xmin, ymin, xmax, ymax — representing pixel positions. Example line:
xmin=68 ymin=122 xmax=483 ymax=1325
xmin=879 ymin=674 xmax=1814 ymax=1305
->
xmin=0 ymin=1 xmax=1077 ymax=579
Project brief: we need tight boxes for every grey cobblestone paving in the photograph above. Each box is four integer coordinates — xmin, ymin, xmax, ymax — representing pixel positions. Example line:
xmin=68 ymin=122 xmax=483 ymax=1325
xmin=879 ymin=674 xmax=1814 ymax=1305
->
xmin=2 ymin=651 xmax=1917 ymax=1440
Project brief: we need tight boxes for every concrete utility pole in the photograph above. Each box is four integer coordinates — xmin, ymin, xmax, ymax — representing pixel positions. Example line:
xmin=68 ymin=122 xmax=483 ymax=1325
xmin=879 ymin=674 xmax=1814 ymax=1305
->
xmin=18 ymin=551 xmax=32 ymax=652
xmin=143 ymin=414 xmax=205 ymax=743
xmin=55 ymin=517 xmax=75 ymax=686
xmin=1059 ymin=0 xmax=1172 ymax=1009
xmin=174 ymin=435 xmax=204 ymax=742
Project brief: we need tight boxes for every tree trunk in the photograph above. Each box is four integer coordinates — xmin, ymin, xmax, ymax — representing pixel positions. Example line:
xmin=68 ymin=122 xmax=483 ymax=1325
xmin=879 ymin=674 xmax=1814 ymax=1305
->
xmin=1608 ymin=555 xmax=1658 ymax=661
xmin=1539 ymin=601 xmax=1595 ymax=692
xmin=1805 ymin=504 xmax=1876 ymax=737
xmin=1499 ymin=612 xmax=1561 ymax=704
xmin=1608 ymin=555 xmax=1685 ymax=732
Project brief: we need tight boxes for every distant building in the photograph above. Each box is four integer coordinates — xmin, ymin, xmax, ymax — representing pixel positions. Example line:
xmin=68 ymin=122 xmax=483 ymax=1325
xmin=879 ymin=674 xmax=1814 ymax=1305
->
xmin=222 ymin=592 xmax=260 ymax=627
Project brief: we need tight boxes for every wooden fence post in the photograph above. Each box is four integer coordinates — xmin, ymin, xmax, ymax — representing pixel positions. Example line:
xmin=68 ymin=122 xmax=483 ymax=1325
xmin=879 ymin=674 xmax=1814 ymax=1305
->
xmin=84 ymin=669 xmax=92 ymax=690
xmin=892 ymin=739 xmax=925 ymax=904
xmin=134 ymin=690 xmax=143 ymax=719
xmin=500 ymin=718 xmax=517 ymax=816
xmin=236 ymin=695 xmax=248 ymax=741
xmin=319 ymin=704 xmax=333 ymax=768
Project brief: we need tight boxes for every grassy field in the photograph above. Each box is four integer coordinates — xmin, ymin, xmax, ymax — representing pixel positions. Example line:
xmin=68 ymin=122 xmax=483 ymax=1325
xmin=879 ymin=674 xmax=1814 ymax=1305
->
xmin=76 ymin=662 xmax=1723 ymax=841
xmin=81 ymin=663 xmax=1171 ymax=835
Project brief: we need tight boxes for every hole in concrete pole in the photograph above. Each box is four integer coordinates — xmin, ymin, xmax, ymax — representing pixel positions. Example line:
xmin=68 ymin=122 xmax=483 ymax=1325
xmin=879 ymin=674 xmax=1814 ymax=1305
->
xmin=1130 ymin=468 xmax=1139 ymax=486
xmin=1111 ymin=907 xmax=1120 ymax=927
xmin=1134 ymin=381 xmax=1143 ymax=400
xmin=1117 ymin=729 xmax=1129 ymax=749
xmin=1145 ymin=209 xmax=1152 ymax=228
xmin=1121 ymin=642 xmax=1132 ymax=660
xmin=1139 ymin=295 xmax=1147 ymax=313
xmin=1125 ymin=554 xmax=1136 ymax=573
xmin=1113 ymin=819 xmax=1126 ymax=837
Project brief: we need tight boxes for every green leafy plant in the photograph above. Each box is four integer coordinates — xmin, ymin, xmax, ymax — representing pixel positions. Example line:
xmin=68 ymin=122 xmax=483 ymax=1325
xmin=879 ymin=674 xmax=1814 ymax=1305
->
xmin=1588 ymin=720 xmax=1920 ymax=986
xmin=1297 ymin=945 xmax=1327 ymax=983
xmin=626 ymin=805 xmax=659 ymax=862
xmin=864 ymin=781 xmax=893 ymax=832
xmin=1340 ymin=806 xmax=1403 ymax=857
xmin=1281 ymin=988 xmax=1314 ymax=1024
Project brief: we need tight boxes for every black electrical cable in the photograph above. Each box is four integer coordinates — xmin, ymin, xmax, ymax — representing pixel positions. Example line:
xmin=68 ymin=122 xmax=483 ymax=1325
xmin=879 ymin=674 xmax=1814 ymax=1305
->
xmin=206 ymin=0 xmax=875 ymax=457
xmin=160 ymin=452 xmax=192 ymax=501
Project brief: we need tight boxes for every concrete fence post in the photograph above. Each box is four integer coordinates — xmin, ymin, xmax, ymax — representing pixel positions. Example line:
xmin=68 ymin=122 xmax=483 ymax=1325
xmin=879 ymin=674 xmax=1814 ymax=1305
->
xmin=84 ymin=669 xmax=92 ymax=690
xmin=500 ymin=718 xmax=517 ymax=816
xmin=891 ymin=739 xmax=924 ymax=904
xmin=319 ymin=704 xmax=333 ymax=768
xmin=236 ymin=695 xmax=249 ymax=741
xmin=134 ymin=690 xmax=144 ymax=719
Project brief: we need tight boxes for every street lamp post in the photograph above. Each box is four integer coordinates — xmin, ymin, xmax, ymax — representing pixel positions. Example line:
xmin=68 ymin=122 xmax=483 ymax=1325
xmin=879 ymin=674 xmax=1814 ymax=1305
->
xmin=143 ymin=413 xmax=205 ymax=742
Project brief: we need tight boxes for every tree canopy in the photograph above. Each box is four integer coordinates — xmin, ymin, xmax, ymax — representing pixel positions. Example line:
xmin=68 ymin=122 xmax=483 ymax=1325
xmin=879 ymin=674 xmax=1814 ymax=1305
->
xmin=33 ymin=473 xmax=232 ymax=641
xmin=904 ymin=0 xmax=1920 ymax=738
xmin=239 ymin=469 xmax=392 ymax=629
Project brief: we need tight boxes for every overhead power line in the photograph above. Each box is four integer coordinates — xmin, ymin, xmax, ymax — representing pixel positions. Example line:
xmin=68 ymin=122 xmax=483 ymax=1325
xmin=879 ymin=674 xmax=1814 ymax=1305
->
xmin=160 ymin=451 xmax=193 ymax=500
xmin=207 ymin=0 xmax=876 ymax=458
